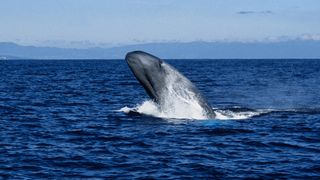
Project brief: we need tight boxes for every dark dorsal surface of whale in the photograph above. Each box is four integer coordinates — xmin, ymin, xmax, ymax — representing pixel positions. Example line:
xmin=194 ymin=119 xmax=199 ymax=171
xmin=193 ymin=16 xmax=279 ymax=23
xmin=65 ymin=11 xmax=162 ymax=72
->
xmin=125 ymin=51 xmax=215 ymax=119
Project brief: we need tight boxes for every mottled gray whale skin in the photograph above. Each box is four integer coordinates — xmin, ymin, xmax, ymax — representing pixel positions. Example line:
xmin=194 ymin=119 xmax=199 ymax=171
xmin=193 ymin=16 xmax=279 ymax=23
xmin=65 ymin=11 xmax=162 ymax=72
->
xmin=125 ymin=51 xmax=215 ymax=118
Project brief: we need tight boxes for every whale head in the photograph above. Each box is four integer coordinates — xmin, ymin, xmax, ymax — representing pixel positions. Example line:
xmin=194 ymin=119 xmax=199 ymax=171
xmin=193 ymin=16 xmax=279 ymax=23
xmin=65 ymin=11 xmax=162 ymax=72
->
xmin=125 ymin=51 xmax=165 ymax=101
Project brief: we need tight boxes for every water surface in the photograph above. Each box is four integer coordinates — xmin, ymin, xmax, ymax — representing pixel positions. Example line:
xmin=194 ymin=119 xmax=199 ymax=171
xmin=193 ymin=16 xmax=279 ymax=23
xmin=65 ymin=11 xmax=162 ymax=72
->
xmin=0 ymin=59 xmax=319 ymax=179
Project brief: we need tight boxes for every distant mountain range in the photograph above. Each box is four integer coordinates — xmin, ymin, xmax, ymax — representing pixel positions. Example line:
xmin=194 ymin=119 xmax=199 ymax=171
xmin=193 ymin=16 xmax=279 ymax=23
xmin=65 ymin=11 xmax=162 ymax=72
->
xmin=1 ymin=41 xmax=320 ymax=59
xmin=0 ymin=54 xmax=22 ymax=60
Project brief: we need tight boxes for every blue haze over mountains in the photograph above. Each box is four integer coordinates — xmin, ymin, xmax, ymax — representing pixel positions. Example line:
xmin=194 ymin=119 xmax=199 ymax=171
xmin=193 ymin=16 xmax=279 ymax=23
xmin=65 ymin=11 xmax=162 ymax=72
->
xmin=1 ymin=41 xmax=320 ymax=59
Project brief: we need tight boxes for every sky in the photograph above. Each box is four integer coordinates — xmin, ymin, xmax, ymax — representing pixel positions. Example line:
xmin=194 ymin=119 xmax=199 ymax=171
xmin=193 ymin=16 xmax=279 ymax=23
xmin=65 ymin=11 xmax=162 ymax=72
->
xmin=0 ymin=0 xmax=320 ymax=48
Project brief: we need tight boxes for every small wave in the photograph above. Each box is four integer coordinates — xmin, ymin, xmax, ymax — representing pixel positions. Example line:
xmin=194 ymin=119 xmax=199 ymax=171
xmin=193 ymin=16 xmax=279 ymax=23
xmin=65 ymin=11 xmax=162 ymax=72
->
xmin=213 ymin=108 xmax=270 ymax=120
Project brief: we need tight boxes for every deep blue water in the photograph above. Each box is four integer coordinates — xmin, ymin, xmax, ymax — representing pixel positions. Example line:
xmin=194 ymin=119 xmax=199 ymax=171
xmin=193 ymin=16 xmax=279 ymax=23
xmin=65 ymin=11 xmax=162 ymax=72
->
xmin=0 ymin=59 xmax=319 ymax=179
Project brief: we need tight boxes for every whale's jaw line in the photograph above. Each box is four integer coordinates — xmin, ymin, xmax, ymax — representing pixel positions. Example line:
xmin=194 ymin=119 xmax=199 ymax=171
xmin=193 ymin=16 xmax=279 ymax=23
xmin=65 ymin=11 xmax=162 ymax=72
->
xmin=125 ymin=51 xmax=163 ymax=102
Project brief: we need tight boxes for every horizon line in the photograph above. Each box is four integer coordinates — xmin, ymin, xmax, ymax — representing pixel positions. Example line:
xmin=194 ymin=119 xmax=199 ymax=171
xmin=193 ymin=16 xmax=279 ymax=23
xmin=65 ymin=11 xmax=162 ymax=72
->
xmin=1 ymin=38 xmax=320 ymax=49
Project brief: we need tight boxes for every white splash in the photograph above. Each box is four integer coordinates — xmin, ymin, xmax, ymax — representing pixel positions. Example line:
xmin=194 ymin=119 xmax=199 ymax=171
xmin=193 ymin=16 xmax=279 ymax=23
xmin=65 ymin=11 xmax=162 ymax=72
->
xmin=119 ymin=102 xmax=268 ymax=120
xmin=119 ymin=100 xmax=207 ymax=119
xmin=153 ymin=63 xmax=209 ymax=119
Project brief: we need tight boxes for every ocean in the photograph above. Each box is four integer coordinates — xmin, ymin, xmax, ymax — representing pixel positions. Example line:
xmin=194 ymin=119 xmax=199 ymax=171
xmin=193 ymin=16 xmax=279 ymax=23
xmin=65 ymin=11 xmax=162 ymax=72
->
xmin=0 ymin=59 xmax=319 ymax=179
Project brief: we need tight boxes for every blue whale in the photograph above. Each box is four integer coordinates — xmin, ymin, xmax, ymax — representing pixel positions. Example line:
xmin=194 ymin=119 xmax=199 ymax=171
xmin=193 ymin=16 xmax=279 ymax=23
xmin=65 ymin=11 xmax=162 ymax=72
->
xmin=125 ymin=51 xmax=215 ymax=119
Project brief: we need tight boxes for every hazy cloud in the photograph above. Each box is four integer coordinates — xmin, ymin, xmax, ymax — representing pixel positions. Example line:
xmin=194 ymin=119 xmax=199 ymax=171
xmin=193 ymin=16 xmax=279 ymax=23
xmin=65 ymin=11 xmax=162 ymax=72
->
xmin=263 ymin=34 xmax=320 ymax=42
xmin=237 ymin=10 xmax=273 ymax=15
xmin=300 ymin=34 xmax=320 ymax=41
